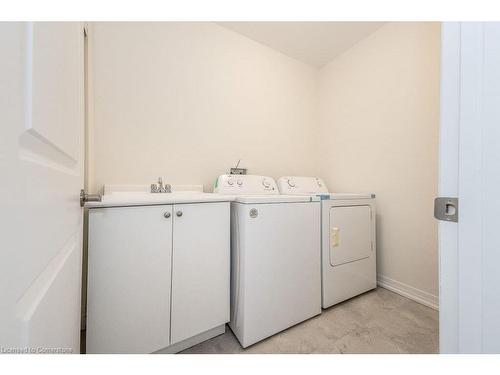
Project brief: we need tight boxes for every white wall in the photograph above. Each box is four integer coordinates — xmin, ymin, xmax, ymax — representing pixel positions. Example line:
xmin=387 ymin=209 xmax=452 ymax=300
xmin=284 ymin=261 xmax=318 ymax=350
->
xmin=318 ymin=22 xmax=441 ymax=305
xmin=89 ymin=22 xmax=318 ymax=193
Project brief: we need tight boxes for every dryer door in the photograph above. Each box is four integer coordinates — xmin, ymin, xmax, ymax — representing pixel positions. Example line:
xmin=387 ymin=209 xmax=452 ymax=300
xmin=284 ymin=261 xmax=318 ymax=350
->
xmin=329 ymin=205 xmax=373 ymax=267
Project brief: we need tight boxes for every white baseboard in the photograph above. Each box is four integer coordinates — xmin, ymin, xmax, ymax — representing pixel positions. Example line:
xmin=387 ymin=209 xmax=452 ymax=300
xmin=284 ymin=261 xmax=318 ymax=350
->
xmin=377 ymin=274 xmax=439 ymax=310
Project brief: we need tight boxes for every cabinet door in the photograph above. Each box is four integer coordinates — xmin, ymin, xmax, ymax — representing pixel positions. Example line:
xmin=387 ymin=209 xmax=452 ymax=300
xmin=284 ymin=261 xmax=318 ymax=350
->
xmin=170 ymin=202 xmax=230 ymax=344
xmin=87 ymin=205 xmax=173 ymax=353
xmin=329 ymin=205 xmax=373 ymax=266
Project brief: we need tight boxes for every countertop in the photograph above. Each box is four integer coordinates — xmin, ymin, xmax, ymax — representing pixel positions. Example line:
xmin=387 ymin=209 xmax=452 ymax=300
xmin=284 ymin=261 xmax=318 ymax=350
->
xmin=85 ymin=191 xmax=235 ymax=208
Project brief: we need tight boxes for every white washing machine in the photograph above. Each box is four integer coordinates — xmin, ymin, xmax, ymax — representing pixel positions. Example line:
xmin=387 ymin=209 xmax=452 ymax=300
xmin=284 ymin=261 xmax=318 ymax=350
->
xmin=214 ymin=174 xmax=321 ymax=348
xmin=277 ymin=176 xmax=376 ymax=308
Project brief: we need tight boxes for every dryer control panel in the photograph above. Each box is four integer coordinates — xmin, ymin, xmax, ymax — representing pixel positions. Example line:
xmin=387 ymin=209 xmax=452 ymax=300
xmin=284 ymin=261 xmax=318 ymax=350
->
xmin=214 ymin=175 xmax=279 ymax=195
xmin=277 ymin=176 xmax=329 ymax=195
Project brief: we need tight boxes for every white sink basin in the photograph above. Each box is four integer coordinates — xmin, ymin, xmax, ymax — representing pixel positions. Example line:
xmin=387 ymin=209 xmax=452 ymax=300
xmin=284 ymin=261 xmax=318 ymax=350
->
xmin=102 ymin=190 xmax=209 ymax=203
xmin=107 ymin=191 xmax=202 ymax=199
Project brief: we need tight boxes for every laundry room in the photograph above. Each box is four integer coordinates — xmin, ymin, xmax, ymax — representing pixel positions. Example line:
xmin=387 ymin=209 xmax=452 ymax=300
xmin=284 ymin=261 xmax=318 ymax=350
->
xmin=81 ymin=21 xmax=440 ymax=354
xmin=6 ymin=1 xmax=500 ymax=373
xmin=6 ymin=14 xmax=473 ymax=360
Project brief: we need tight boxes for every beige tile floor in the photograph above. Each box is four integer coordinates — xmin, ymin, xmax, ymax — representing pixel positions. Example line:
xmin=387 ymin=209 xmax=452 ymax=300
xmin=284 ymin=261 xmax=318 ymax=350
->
xmin=180 ymin=288 xmax=439 ymax=354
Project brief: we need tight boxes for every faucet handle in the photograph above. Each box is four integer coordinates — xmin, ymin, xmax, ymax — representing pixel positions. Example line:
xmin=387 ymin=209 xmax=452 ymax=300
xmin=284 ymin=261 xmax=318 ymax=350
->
xmin=151 ymin=183 xmax=159 ymax=193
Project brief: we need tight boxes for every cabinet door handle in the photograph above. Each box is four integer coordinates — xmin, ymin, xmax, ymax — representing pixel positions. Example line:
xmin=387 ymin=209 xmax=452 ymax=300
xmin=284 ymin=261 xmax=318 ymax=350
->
xmin=164 ymin=212 xmax=171 ymax=219
xmin=176 ymin=211 xmax=183 ymax=217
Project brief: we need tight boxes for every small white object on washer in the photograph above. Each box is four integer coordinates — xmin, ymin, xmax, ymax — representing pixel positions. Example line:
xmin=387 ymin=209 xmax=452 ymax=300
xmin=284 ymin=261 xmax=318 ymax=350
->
xmin=277 ymin=176 xmax=377 ymax=308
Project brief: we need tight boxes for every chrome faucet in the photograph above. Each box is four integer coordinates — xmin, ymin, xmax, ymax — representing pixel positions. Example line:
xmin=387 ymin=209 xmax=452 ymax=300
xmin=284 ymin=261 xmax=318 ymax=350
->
xmin=151 ymin=177 xmax=172 ymax=193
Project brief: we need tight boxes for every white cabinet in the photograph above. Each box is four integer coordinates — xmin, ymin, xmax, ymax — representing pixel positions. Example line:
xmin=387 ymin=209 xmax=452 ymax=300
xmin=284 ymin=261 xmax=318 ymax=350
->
xmin=170 ymin=203 xmax=230 ymax=344
xmin=86 ymin=202 xmax=229 ymax=353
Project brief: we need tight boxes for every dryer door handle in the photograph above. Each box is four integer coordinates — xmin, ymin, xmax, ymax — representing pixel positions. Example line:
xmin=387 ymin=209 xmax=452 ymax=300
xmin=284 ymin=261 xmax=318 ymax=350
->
xmin=329 ymin=227 xmax=340 ymax=266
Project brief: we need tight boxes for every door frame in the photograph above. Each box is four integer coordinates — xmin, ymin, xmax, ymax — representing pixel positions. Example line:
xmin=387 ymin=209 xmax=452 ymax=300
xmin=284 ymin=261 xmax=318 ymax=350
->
xmin=439 ymin=22 xmax=494 ymax=353
xmin=438 ymin=21 xmax=460 ymax=354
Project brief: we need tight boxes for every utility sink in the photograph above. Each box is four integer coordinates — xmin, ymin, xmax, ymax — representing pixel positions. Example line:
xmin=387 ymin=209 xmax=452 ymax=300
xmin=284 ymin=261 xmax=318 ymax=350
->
xmin=84 ymin=184 xmax=234 ymax=208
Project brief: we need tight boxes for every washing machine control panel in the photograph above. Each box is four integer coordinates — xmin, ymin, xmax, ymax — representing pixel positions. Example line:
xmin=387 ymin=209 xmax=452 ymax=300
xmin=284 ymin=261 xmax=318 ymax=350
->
xmin=214 ymin=175 xmax=279 ymax=194
xmin=277 ymin=176 xmax=329 ymax=195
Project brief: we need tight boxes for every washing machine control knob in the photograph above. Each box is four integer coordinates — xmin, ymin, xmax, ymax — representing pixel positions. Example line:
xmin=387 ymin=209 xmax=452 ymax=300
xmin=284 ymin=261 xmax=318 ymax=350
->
xmin=262 ymin=178 xmax=271 ymax=188
xmin=287 ymin=178 xmax=295 ymax=188
xmin=237 ymin=179 xmax=243 ymax=186
xmin=227 ymin=179 xmax=234 ymax=186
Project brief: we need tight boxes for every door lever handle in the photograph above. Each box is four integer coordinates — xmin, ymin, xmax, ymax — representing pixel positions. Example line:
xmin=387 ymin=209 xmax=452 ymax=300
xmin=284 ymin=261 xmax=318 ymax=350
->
xmin=80 ymin=189 xmax=102 ymax=207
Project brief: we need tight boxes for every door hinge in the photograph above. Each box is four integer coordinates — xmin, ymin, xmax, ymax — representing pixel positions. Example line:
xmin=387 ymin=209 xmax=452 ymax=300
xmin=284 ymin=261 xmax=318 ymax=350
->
xmin=434 ymin=197 xmax=458 ymax=222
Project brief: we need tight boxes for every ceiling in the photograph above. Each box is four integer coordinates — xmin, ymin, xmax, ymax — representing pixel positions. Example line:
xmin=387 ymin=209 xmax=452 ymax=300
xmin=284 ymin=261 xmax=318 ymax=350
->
xmin=216 ymin=22 xmax=386 ymax=68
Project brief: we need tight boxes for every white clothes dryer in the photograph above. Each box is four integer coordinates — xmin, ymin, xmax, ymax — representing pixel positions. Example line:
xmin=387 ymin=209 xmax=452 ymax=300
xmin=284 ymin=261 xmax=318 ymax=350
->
xmin=278 ymin=176 xmax=376 ymax=308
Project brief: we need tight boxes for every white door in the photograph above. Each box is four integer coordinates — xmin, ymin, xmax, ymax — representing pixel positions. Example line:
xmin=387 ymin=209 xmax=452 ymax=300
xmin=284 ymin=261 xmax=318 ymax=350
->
xmin=439 ymin=22 xmax=500 ymax=353
xmin=0 ymin=23 xmax=84 ymax=353
xmin=87 ymin=205 xmax=173 ymax=353
xmin=170 ymin=202 xmax=230 ymax=345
